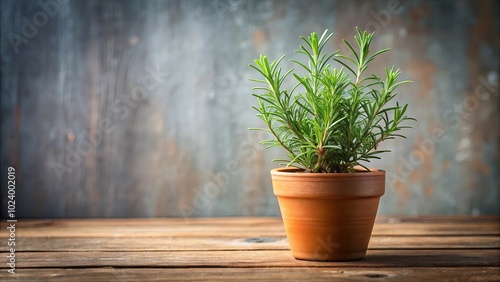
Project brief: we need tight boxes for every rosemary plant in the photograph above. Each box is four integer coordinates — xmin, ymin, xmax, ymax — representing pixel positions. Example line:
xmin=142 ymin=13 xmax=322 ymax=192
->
xmin=249 ymin=28 xmax=415 ymax=173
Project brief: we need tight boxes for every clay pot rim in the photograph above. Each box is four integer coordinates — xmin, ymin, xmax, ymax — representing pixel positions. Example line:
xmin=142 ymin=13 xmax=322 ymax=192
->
xmin=271 ymin=167 xmax=385 ymax=177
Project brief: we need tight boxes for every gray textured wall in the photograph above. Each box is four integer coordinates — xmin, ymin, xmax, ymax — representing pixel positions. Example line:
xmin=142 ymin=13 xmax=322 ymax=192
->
xmin=1 ymin=0 xmax=498 ymax=218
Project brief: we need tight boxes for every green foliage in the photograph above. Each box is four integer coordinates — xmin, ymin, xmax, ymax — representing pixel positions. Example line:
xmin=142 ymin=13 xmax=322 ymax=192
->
xmin=249 ymin=28 xmax=415 ymax=173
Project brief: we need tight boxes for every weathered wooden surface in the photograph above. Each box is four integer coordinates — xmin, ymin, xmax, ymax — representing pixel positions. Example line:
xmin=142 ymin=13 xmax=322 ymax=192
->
xmin=3 ymin=216 xmax=500 ymax=237
xmin=3 ymin=235 xmax=499 ymax=251
xmin=1 ymin=0 xmax=499 ymax=218
xmin=3 ymin=250 xmax=500 ymax=268
xmin=0 ymin=268 xmax=498 ymax=282
xmin=0 ymin=216 xmax=499 ymax=281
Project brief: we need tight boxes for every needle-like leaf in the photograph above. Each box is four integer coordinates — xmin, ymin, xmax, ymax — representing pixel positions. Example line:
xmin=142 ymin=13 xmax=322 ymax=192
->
xmin=249 ymin=29 xmax=415 ymax=173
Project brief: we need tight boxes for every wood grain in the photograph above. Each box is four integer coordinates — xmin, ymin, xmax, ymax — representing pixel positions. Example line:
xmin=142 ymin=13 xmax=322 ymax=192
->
xmin=1 ymin=250 xmax=498 ymax=268
xmin=2 ymin=217 xmax=497 ymax=238
xmin=0 ymin=217 xmax=498 ymax=280
xmin=1 ymin=235 xmax=498 ymax=252
xmin=0 ymin=268 xmax=499 ymax=282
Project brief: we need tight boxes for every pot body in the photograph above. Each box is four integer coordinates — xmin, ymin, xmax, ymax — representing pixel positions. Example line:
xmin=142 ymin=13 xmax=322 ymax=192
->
xmin=271 ymin=167 xmax=385 ymax=261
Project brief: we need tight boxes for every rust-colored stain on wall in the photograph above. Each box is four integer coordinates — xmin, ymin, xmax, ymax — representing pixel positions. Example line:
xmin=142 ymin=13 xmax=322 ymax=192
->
xmin=0 ymin=0 xmax=498 ymax=217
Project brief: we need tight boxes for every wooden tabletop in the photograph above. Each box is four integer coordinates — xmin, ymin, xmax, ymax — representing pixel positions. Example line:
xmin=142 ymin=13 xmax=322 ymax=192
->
xmin=1 ymin=216 xmax=499 ymax=281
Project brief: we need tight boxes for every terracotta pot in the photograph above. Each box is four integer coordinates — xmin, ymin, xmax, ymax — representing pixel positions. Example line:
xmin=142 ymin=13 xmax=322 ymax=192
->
xmin=271 ymin=167 xmax=385 ymax=261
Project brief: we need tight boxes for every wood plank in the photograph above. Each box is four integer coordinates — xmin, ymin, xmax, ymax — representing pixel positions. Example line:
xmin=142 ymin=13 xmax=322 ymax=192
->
xmin=375 ymin=215 xmax=500 ymax=223
xmin=368 ymin=235 xmax=500 ymax=249
xmin=2 ymin=217 xmax=498 ymax=238
xmin=1 ymin=250 xmax=498 ymax=268
xmin=9 ymin=216 xmax=500 ymax=226
xmin=1 ymin=235 xmax=498 ymax=252
xmin=0 ymin=267 xmax=499 ymax=282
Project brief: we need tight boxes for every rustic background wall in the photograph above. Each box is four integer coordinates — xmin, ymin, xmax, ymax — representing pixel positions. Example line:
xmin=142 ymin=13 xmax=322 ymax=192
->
xmin=1 ymin=0 xmax=498 ymax=218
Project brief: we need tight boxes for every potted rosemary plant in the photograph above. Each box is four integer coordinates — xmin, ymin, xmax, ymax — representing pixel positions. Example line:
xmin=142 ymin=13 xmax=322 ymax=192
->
xmin=249 ymin=28 xmax=414 ymax=261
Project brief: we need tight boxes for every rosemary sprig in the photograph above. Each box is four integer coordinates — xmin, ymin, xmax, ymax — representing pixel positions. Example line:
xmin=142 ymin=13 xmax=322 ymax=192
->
xmin=249 ymin=28 xmax=415 ymax=173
